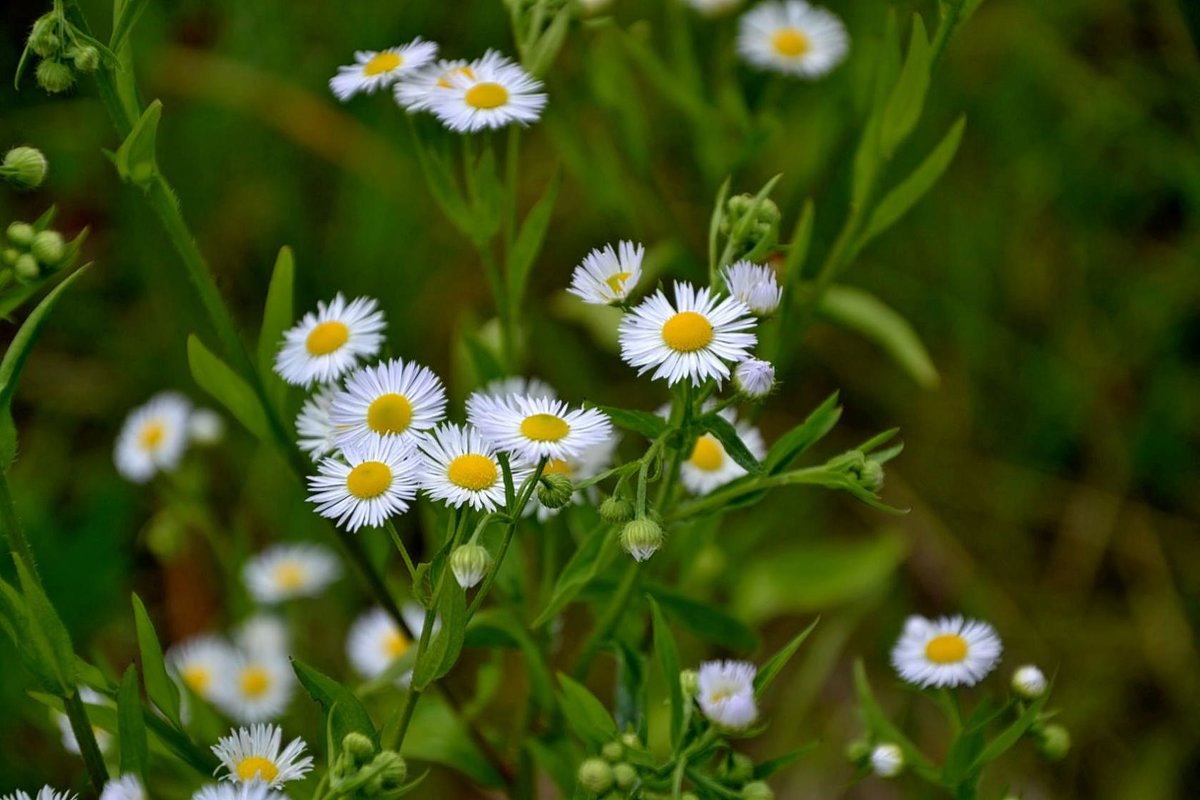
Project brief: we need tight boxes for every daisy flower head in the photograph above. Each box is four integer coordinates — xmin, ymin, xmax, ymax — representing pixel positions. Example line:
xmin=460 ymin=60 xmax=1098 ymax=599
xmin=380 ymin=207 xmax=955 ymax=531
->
xmin=192 ymin=785 xmax=286 ymax=800
xmin=395 ymin=58 xmax=474 ymax=112
xmin=1012 ymin=664 xmax=1047 ymax=700
xmin=213 ymin=723 xmax=313 ymax=787
xmin=188 ymin=408 xmax=225 ymax=445
xmin=99 ymin=776 xmax=144 ymax=800
xmin=722 ymin=260 xmax=782 ymax=315
xmin=347 ymin=607 xmax=417 ymax=686
xmin=274 ymin=294 xmax=385 ymax=388
xmin=296 ymin=384 xmax=340 ymax=461
xmin=619 ymin=281 xmax=757 ymax=386
xmin=680 ymin=408 xmax=765 ymax=495
xmin=870 ymin=743 xmax=904 ymax=778
xmin=737 ymin=1 xmax=849 ymax=78
xmin=428 ymin=50 xmax=547 ymax=133
xmin=567 ymin=241 xmax=645 ymax=306
xmin=467 ymin=393 xmax=614 ymax=464
xmin=330 ymin=358 xmax=447 ymax=451
xmin=330 ymin=39 xmax=438 ymax=101
xmin=891 ymin=615 xmax=1003 ymax=689
xmin=243 ymin=543 xmax=341 ymax=604
xmin=696 ymin=660 xmax=758 ymax=730
xmin=214 ymin=653 xmax=296 ymax=724
xmin=733 ymin=357 xmax=776 ymax=400
xmin=114 ymin=392 xmax=192 ymax=483
xmin=236 ymin=614 xmax=290 ymax=660
xmin=307 ymin=437 xmax=421 ymax=532
xmin=1 ymin=789 xmax=77 ymax=800
xmin=418 ymin=423 xmax=530 ymax=512
xmin=167 ymin=634 xmax=236 ymax=702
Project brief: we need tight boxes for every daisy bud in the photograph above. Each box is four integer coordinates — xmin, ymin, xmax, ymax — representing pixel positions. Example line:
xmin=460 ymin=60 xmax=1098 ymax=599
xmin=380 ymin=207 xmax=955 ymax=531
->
xmin=600 ymin=741 xmax=623 ymax=762
xmin=36 ymin=59 xmax=75 ymax=94
xmin=733 ymin=358 xmax=776 ymax=400
xmin=450 ymin=543 xmax=492 ymax=589
xmin=31 ymin=230 xmax=65 ymax=267
xmin=870 ymin=743 xmax=905 ymax=778
xmin=722 ymin=261 xmax=782 ymax=316
xmin=727 ymin=752 xmax=754 ymax=782
xmin=70 ymin=45 xmax=100 ymax=73
xmin=1036 ymin=724 xmax=1070 ymax=761
xmin=7 ymin=222 xmax=35 ymax=247
xmin=613 ymin=762 xmax=637 ymax=789
xmin=1012 ymin=664 xmax=1047 ymax=700
xmin=577 ymin=757 xmax=614 ymax=794
xmin=365 ymin=751 xmax=408 ymax=795
xmin=844 ymin=738 xmax=871 ymax=764
xmin=28 ymin=15 xmax=60 ymax=58
xmin=620 ymin=732 xmax=641 ymax=749
xmin=742 ymin=781 xmax=775 ymax=800
xmin=599 ymin=495 xmax=634 ymax=524
xmin=2 ymin=147 xmax=49 ymax=190
xmin=537 ymin=472 xmax=575 ymax=509
xmin=722 ymin=193 xmax=781 ymax=259
xmin=14 ymin=253 xmax=40 ymax=283
xmin=342 ymin=731 xmax=376 ymax=765
xmin=679 ymin=669 xmax=699 ymax=697
xmin=620 ymin=517 xmax=664 ymax=562
xmin=2 ymin=248 xmax=18 ymax=266
xmin=188 ymin=408 xmax=225 ymax=445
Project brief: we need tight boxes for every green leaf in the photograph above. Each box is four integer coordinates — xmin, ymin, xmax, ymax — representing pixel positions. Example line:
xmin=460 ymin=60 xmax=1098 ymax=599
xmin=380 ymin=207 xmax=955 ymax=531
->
xmin=861 ymin=116 xmax=966 ymax=248
xmin=257 ymin=246 xmax=294 ymax=413
xmin=466 ymin=610 xmax=555 ymax=715
xmin=613 ymin=642 xmax=647 ymax=737
xmin=594 ymin=406 xmax=667 ymax=439
xmin=818 ymin=285 xmax=939 ymax=389
xmin=754 ymin=618 xmax=819 ymax=696
xmin=401 ymin=695 xmax=505 ymax=788
xmin=110 ymin=0 xmax=151 ymax=52
xmin=526 ymin=735 xmax=582 ymax=797
xmin=853 ymin=660 xmax=939 ymax=781
xmin=708 ymin=177 xmax=732 ymax=274
xmin=292 ymin=658 xmax=379 ymax=748
xmin=14 ymin=558 xmax=75 ymax=694
xmin=753 ymin=743 xmax=819 ymax=779
xmin=780 ymin=199 xmax=815 ymax=305
xmin=648 ymin=587 xmax=759 ymax=652
xmin=647 ymin=596 xmax=684 ymax=747
xmin=557 ymin=673 xmax=617 ymax=749
xmin=117 ymin=665 xmax=148 ymax=778
xmin=698 ymin=413 xmax=762 ymax=474
xmin=411 ymin=583 xmax=467 ymax=690
xmin=114 ymin=100 xmax=163 ymax=187
xmin=0 ymin=579 xmax=60 ymax=692
xmin=187 ymin=335 xmax=269 ymax=441
xmin=533 ymin=523 xmax=613 ymax=628
xmin=131 ymin=593 xmax=181 ymax=727
xmin=412 ymin=140 xmax=473 ymax=236
xmin=467 ymin=146 xmax=503 ymax=246
xmin=972 ymin=693 xmax=1049 ymax=769
xmin=525 ymin=5 xmax=572 ymax=76
xmin=507 ymin=170 xmax=561 ymax=305
xmin=763 ymin=391 xmax=842 ymax=474
xmin=880 ymin=15 xmax=932 ymax=158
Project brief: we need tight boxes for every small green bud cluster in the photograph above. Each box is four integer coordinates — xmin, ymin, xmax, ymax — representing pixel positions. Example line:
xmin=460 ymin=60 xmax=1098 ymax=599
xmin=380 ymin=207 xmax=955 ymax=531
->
xmin=3 ymin=220 xmax=70 ymax=285
xmin=330 ymin=732 xmax=410 ymax=798
xmin=829 ymin=450 xmax=886 ymax=494
xmin=26 ymin=12 xmax=101 ymax=96
xmin=721 ymin=193 xmax=782 ymax=262
xmin=1 ymin=147 xmax=48 ymax=190
xmin=538 ymin=471 xmax=575 ymax=509
xmin=599 ymin=494 xmax=634 ymax=524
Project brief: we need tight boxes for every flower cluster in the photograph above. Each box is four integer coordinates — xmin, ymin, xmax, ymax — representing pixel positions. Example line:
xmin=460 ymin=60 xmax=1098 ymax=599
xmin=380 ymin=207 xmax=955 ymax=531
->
xmin=114 ymin=392 xmax=224 ymax=483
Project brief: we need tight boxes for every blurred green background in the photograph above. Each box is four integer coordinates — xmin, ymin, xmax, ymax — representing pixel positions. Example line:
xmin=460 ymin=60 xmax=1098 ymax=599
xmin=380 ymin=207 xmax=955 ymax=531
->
xmin=1 ymin=0 xmax=1198 ymax=797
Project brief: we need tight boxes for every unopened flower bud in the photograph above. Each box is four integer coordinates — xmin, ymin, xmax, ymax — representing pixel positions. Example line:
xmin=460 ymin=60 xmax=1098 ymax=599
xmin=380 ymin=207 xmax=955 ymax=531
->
xmin=742 ymin=781 xmax=774 ymax=800
xmin=29 ymin=16 xmax=60 ymax=58
xmin=31 ymin=230 xmax=65 ymax=266
xmin=538 ymin=472 xmax=575 ymax=509
xmin=870 ymin=743 xmax=904 ymax=778
xmin=612 ymin=762 xmax=636 ymax=789
xmin=342 ymin=731 xmax=376 ymax=765
xmin=188 ymin=408 xmax=225 ymax=445
xmin=599 ymin=495 xmax=634 ymax=524
xmin=2 ymin=147 xmax=48 ymax=190
xmin=733 ymin=358 xmax=775 ymax=400
xmin=620 ymin=732 xmax=641 ymax=749
xmin=722 ymin=194 xmax=781 ymax=241
xmin=7 ymin=223 xmax=35 ymax=248
xmin=1036 ymin=724 xmax=1070 ymax=761
xmin=450 ymin=543 xmax=492 ymax=589
xmin=578 ymin=757 xmax=614 ymax=794
xmin=1012 ymin=665 xmax=1047 ymax=700
xmin=620 ymin=517 xmax=664 ymax=562
xmin=14 ymin=253 xmax=40 ymax=283
xmin=2 ymin=249 xmax=18 ymax=267
xmin=727 ymin=753 xmax=754 ymax=782
xmin=365 ymin=750 xmax=408 ymax=794
xmin=844 ymin=738 xmax=871 ymax=764
xmin=600 ymin=741 xmax=623 ymax=762
xmin=679 ymin=669 xmax=699 ymax=697
xmin=71 ymin=45 xmax=100 ymax=73
xmin=36 ymin=59 xmax=75 ymax=94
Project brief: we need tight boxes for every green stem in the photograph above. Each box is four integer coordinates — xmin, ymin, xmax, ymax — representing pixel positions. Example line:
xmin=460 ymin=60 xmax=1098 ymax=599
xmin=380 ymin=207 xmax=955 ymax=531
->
xmin=572 ymin=559 xmax=641 ymax=680
xmin=0 ymin=471 xmax=37 ymax=574
xmin=667 ymin=466 xmax=840 ymax=523
xmin=63 ymin=688 xmax=109 ymax=792
xmin=385 ymin=519 xmax=418 ymax=582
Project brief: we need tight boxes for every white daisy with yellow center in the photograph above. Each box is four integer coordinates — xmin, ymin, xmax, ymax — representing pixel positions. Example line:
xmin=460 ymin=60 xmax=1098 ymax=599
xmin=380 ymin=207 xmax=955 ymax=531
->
xmin=1 ymin=788 xmax=77 ymax=800
xmin=428 ymin=50 xmax=547 ymax=133
xmin=329 ymin=39 xmax=438 ymax=101
xmin=99 ymin=775 xmax=144 ymax=800
xmin=891 ymin=615 xmax=1003 ymax=688
xmin=212 ymin=724 xmax=313 ymax=787
xmin=330 ymin=358 xmax=447 ymax=451
xmin=296 ymin=384 xmax=340 ymax=461
xmin=114 ymin=392 xmax=193 ymax=483
xmin=737 ymin=1 xmax=849 ymax=78
xmin=696 ymin=660 xmax=758 ymax=729
xmin=214 ymin=653 xmax=295 ymax=724
xmin=347 ymin=605 xmax=439 ymax=687
xmin=467 ymin=393 xmax=614 ymax=464
xmin=243 ymin=543 xmax=341 ymax=604
xmin=417 ymin=423 xmax=529 ymax=512
xmin=567 ymin=241 xmax=645 ymax=306
xmin=722 ymin=260 xmax=782 ymax=315
xmin=619 ymin=281 xmax=757 ymax=386
xmin=167 ymin=634 xmax=236 ymax=702
xmin=307 ymin=438 xmax=420 ymax=532
xmin=395 ymin=58 xmax=475 ymax=112
xmin=192 ymin=783 xmax=286 ymax=800
xmin=275 ymin=294 xmax=386 ymax=388
xmin=680 ymin=408 xmax=765 ymax=495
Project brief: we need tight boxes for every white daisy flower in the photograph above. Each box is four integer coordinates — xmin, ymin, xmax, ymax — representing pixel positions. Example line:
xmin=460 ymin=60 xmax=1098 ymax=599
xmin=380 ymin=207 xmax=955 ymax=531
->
xmin=167 ymin=634 xmax=236 ymax=702
xmin=214 ymin=654 xmax=296 ymax=724
xmin=736 ymin=1 xmax=849 ymax=78
xmin=329 ymin=39 xmax=438 ymax=101
xmin=114 ymin=392 xmax=192 ymax=483
xmin=891 ymin=615 xmax=1003 ymax=688
xmin=1 ymin=789 xmax=77 ymax=800
xmin=296 ymin=384 xmax=340 ymax=461
xmin=567 ymin=241 xmax=645 ymax=306
xmin=330 ymin=358 xmax=447 ymax=451
xmin=469 ymin=376 xmax=558 ymax=408
xmin=274 ymin=294 xmax=386 ymax=388
xmin=307 ymin=438 xmax=421 ymax=532
xmin=427 ymin=50 xmax=547 ymax=133
xmin=679 ymin=408 xmax=765 ymax=495
xmin=619 ymin=281 xmax=756 ymax=386
xmin=243 ymin=543 xmax=341 ymax=604
xmin=685 ymin=0 xmax=743 ymax=16
xmin=99 ymin=776 xmax=144 ymax=800
xmin=191 ymin=785 xmax=286 ymax=800
xmin=870 ymin=743 xmax=904 ymax=778
xmin=395 ymin=58 xmax=475 ymax=112
xmin=722 ymin=260 xmax=782 ymax=315
xmin=346 ymin=606 xmax=431 ymax=687
xmin=213 ymin=723 xmax=313 ymax=787
xmin=696 ymin=660 xmax=758 ymax=729
xmin=733 ymin=358 xmax=776 ymax=399
xmin=236 ymin=614 xmax=291 ymax=660
xmin=417 ymin=423 xmax=529 ymax=512
xmin=188 ymin=408 xmax=225 ymax=445
xmin=467 ymin=393 xmax=614 ymax=464
xmin=1012 ymin=664 xmax=1047 ymax=699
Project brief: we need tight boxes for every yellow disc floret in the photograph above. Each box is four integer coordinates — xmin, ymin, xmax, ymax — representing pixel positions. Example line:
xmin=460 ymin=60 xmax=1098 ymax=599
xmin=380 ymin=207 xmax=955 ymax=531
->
xmin=367 ymin=393 xmax=413 ymax=435
xmin=925 ymin=633 xmax=969 ymax=664
xmin=240 ymin=665 xmax=271 ymax=698
xmin=237 ymin=756 xmax=280 ymax=783
xmin=363 ymin=52 xmax=402 ymax=76
xmin=689 ymin=435 xmax=725 ymax=472
xmin=385 ymin=630 xmax=409 ymax=659
xmin=661 ymin=311 xmax=714 ymax=353
xmin=771 ymin=28 xmax=810 ymax=58
xmin=139 ymin=421 xmax=165 ymax=450
xmin=182 ymin=666 xmax=210 ymax=694
xmin=521 ymin=413 xmax=571 ymax=442
xmin=347 ymin=461 xmax=392 ymax=499
xmin=465 ymin=82 xmax=510 ymax=109
xmin=447 ymin=454 xmax=498 ymax=491
xmin=605 ymin=272 xmax=632 ymax=296
xmin=305 ymin=320 xmax=350 ymax=355
xmin=274 ymin=562 xmax=307 ymax=591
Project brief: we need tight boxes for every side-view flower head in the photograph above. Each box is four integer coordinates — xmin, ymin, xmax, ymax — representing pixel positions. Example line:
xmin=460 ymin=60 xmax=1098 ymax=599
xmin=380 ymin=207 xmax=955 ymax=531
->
xmin=330 ymin=38 xmax=438 ymax=101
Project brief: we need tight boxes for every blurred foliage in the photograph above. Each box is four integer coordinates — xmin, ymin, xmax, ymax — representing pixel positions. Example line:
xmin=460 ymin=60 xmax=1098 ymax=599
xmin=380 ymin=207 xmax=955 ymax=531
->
xmin=0 ymin=0 xmax=1198 ymax=797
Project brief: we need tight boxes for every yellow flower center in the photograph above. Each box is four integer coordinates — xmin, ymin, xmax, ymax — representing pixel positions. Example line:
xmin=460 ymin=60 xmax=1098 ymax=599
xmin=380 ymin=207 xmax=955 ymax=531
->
xmin=605 ymin=271 xmax=632 ymax=296
xmin=543 ymin=459 xmax=573 ymax=476
xmin=924 ymin=633 xmax=969 ymax=664
xmin=447 ymin=454 xmax=498 ymax=491
xmin=771 ymin=27 xmax=810 ymax=58
xmin=521 ymin=413 xmax=570 ymax=442
xmin=236 ymin=756 xmax=280 ymax=783
xmin=661 ymin=311 xmax=714 ymax=352
xmin=367 ymin=393 xmax=413 ymax=435
xmin=437 ymin=66 xmax=476 ymax=88
xmin=708 ymin=688 xmax=734 ymax=704
xmin=346 ymin=461 xmax=392 ymax=499
xmin=465 ymin=82 xmax=510 ymax=109
xmin=240 ymin=666 xmax=271 ymax=698
xmin=384 ymin=630 xmax=410 ymax=658
xmin=139 ymin=421 xmax=165 ymax=450
xmin=182 ymin=666 xmax=210 ymax=694
xmin=305 ymin=320 xmax=349 ymax=356
xmin=274 ymin=561 xmax=307 ymax=591
xmin=689 ymin=435 xmax=725 ymax=472
xmin=363 ymin=52 xmax=402 ymax=76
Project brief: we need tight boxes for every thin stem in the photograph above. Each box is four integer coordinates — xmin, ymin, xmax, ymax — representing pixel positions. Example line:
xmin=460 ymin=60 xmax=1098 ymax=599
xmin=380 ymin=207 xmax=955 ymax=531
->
xmin=385 ymin=519 xmax=418 ymax=582
xmin=63 ymin=688 xmax=109 ymax=792
xmin=0 ymin=471 xmax=37 ymax=574
xmin=666 ymin=466 xmax=840 ymax=523
xmin=573 ymin=559 xmax=641 ymax=680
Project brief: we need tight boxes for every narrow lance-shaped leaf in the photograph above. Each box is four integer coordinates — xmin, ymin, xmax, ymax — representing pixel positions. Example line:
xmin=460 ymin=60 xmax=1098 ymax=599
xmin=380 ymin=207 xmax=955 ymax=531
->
xmin=110 ymin=0 xmax=151 ymax=52
xmin=507 ymin=169 xmax=561 ymax=306
xmin=764 ymin=391 xmax=842 ymax=474
xmin=557 ymin=673 xmax=618 ymax=749
xmin=292 ymin=658 xmax=379 ymax=748
xmin=648 ymin=596 xmax=684 ymax=747
xmin=114 ymin=100 xmax=163 ymax=187
xmin=411 ymin=582 xmax=467 ymax=690
xmin=117 ymin=664 xmax=149 ymax=778
xmin=755 ymin=618 xmax=819 ymax=695
xmin=698 ymin=413 xmax=762 ymax=475
xmin=131 ymin=593 xmax=181 ymax=727
xmin=880 ymin=15 xmax=932 ymax=158
xmin=818 ymin=285 xmax=940 ymax=389
xmin=534 ymin=523 xmax=614 ymax=628
xmin=15 ymin=559 xmax=75 ymax=694
xmin=853 ymin=660 xmax=939 ymax=781
xmin=187 ymin=335 xmax=270 ymax=441
xmin=257 ymin=246 xmax=294 ymax=414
